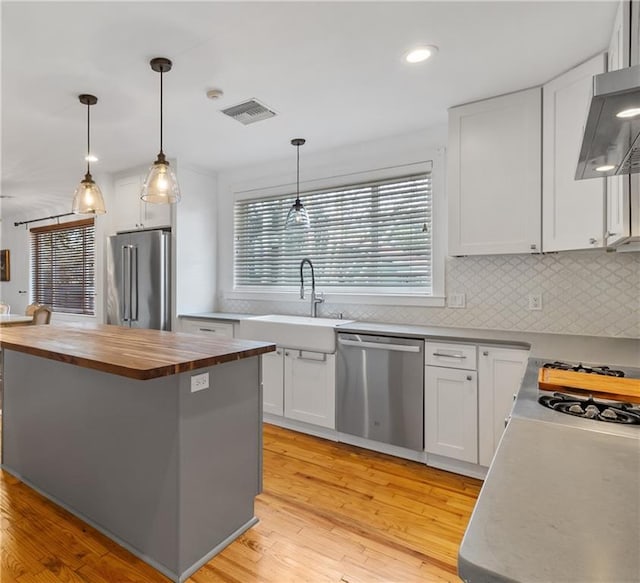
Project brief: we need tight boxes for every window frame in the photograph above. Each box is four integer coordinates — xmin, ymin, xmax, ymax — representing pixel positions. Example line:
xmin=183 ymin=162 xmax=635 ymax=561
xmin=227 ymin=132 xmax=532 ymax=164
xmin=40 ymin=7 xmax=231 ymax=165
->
xmin=30 ymin=218 xmax=96 ymax=316
xmin=228 ymin=155 xmax=445 ymax=307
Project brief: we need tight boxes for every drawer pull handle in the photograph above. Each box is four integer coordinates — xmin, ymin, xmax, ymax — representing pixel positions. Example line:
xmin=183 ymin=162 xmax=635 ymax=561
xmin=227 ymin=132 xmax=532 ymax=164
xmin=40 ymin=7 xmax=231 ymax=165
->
xmin=466 ymin=375 xmax=472 ymax=381
xmin=482 ymin=350 xmax=489 ymax=356
xmin=432 ymin=352 xmax=466 ymax=359
xmin=199 ymin=328 xmax=217 ymax=333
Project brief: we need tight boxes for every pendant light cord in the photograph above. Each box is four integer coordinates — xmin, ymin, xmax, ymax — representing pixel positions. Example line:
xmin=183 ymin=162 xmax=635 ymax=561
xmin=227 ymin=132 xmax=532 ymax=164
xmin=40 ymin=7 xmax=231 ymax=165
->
xmin=86 ymin=101 xmax=91 ymax=175
xmin=159 ymin=68 xmax=164 ymax=156
xmin=296 ymin=143 xmax=300 ymax=202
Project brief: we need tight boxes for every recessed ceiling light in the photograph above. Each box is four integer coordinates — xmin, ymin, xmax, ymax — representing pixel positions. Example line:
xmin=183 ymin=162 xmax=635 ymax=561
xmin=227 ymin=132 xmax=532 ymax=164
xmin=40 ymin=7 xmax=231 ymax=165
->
xmin=616 ymin=107 xmax=640 ymax=119
xmin=85 ymin=154 xmax=98 ymax=163
xmin=405 ymin=45 xmax=439 ymax=64
xmin=595 ymin=164 xmax=616 ymax=172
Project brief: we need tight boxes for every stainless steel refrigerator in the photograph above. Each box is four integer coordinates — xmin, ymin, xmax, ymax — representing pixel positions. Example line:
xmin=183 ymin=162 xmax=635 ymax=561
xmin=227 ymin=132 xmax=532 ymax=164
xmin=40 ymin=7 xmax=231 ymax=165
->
xmin=106 ymin=229 xmax=171 ymax=330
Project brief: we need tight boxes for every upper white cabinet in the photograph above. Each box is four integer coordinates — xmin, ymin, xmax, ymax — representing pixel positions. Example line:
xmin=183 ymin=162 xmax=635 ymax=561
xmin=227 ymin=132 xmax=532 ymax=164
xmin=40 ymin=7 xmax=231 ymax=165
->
xmin=542 ymin=54 xmax=607 ymax=252
xmin=606 ymin=1 xmax=633 ymax=246
xmin=113 ymin=174 xmax=172 ymax=233
xmin=477 ymin=346 xmax=528 ymax=467
xmin=448 ymin=87 xmax=542 ymax=256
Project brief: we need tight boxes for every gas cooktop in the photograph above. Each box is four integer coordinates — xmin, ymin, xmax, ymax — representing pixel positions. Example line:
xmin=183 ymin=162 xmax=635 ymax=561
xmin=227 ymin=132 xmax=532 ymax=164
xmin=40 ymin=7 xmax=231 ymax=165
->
xmin=513 ymin=359 xmax=640 ymax=440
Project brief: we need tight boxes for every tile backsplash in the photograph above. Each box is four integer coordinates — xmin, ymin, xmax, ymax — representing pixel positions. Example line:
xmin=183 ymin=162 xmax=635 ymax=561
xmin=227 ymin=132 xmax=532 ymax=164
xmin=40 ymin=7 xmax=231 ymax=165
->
xmin=221 ymin=250 xmax=640 ymax=339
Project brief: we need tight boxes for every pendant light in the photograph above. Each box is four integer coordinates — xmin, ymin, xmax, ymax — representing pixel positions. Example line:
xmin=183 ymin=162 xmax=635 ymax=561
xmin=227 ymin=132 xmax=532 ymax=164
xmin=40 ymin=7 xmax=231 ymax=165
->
xmin=285 ymin=138 xmax=310 ymax=229
xmin=71 ymin=94 xmax=106 ymax=215
xmin=141 ymin=57 xmax=181 ymax=204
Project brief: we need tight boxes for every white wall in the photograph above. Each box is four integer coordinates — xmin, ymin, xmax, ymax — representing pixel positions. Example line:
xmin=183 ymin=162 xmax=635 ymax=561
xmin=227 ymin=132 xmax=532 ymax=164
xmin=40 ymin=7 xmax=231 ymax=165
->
xmin=0 ymin=170 xmax=112 ymax=323
xmin=216 ymin=125 xmax=448 ymax=307
xmin=173 ymin=163 xmax=217 ymax=325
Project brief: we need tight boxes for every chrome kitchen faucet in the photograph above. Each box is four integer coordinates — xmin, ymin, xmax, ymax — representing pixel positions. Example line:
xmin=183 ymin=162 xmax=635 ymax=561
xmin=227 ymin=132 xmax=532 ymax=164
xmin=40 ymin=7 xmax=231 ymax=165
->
xmin=299 ymin=258 xmax=324 ymax=317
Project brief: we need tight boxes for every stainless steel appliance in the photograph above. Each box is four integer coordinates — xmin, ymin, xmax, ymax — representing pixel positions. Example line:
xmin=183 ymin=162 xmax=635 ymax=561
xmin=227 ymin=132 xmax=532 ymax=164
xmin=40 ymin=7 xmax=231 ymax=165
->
xmin=106 ymin=229 xmax=170 ymax=330
xmin=513 ymin=358 xmax=640 ymax=439
xmin=337 ymin=333 xmax=424 ymax=451
xmin=577 ymin=1 xmax=640 ymax=179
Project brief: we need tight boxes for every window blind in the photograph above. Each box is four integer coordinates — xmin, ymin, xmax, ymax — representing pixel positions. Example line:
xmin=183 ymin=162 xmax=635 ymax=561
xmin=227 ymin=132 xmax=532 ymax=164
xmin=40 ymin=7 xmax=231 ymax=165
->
xmin=30 ymin=218 xmax=95 ymax=315
xmin=234 ymin=173 xmax=432 ymax=292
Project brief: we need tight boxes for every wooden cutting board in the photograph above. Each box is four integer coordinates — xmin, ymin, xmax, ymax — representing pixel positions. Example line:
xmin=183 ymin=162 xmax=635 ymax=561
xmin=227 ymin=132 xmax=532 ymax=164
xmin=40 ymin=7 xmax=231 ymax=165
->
xmin=538 ymin=368 xmax=640 ymax=404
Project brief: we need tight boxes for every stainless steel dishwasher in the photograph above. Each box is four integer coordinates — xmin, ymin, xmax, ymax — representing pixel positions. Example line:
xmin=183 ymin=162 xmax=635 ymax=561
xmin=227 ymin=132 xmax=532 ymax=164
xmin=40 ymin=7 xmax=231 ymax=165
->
xmin=337 ymin=333 xmax=424 ymax=451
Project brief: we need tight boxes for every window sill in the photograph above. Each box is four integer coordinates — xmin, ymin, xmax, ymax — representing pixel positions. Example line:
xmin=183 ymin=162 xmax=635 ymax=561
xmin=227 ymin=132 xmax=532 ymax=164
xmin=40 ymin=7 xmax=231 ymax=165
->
xmin=224 ymin=290 xmax=445 ymax=307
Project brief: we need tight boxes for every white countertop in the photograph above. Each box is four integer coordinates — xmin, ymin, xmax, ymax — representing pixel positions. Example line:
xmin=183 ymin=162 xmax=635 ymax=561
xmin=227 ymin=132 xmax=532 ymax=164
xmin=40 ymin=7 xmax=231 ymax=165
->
xmin=458 ymin=359 xmax=640 ymax=583
xmin=459 ymin=416 xmax=640 ymax=583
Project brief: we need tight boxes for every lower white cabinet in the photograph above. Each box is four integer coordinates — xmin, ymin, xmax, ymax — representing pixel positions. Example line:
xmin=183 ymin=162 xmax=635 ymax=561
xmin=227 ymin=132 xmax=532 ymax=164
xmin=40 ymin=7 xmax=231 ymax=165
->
xmin=261 ymin=348 xmax=336 ymax=429
xmin=284 ymin=350 xmax=336 ymax=429
xmin=477 ymin=346 xmax=528 ymax=467
xmin=180 ymin=318 xmax=234 ymax=338
xmin=425 ymin=365 xmax=478 ymax=464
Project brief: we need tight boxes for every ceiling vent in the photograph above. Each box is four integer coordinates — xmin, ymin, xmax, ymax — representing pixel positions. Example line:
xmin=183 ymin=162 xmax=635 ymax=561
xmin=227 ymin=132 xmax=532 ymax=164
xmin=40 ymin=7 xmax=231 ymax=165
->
xmin=221 ymin=99 xmax=277 ymax=125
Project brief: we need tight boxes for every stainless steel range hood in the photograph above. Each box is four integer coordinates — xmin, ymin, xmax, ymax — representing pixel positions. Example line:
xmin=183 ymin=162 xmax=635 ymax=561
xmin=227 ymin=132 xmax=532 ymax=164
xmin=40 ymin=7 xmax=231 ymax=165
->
xmin=576 ymin=64 xmax=640 ymax=180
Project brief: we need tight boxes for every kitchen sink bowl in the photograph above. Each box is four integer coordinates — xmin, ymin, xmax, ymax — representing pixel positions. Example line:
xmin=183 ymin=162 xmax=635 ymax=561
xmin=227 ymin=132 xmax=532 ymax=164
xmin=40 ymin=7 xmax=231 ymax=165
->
xmin=238 ymin=314 xmax=353 ymax=353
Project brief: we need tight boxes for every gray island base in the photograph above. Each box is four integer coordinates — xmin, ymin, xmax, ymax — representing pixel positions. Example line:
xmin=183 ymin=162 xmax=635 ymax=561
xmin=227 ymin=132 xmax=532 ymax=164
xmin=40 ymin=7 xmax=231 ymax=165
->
xmin=2 ymin=349 xmax=263 ymax=582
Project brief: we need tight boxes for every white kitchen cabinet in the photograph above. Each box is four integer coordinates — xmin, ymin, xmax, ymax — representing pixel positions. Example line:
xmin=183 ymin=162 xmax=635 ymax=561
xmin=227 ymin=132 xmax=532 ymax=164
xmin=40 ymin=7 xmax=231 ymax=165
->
xmin=113 ymin=174 xmax=172 ymax=233
xmin=477 ymin=346 xmax=528 ymax=467
xmin=425 ymin=366 xmax=478 ymax=464
xmin=258 ymin=348 xmax=336 ymax=427
xmin=179 ymin=318 xmax=234 ymax=338
xmin=448 ymin=87 xmax=542 ymax=256
xmin=262 ymin=348 xmax=285 ymax=416
xmin=284 ymin=350 xmax=336 ymax=429
xmin=607 ymin=1 xmax=633 ymax=246
xmin=542 ymin=54 xmax=607 ymax=251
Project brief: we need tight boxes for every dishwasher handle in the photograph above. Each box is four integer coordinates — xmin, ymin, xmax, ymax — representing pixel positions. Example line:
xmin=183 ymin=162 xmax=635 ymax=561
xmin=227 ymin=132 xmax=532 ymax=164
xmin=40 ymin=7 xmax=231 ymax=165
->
xmin=338 ymin=338 xmax=421 ymax=353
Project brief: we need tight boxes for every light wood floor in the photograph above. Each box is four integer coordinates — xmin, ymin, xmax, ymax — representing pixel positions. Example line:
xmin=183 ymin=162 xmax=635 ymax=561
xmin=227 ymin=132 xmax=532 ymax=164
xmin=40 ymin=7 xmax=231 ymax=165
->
xmin=0 ymin=424 xmax=482 ymax=583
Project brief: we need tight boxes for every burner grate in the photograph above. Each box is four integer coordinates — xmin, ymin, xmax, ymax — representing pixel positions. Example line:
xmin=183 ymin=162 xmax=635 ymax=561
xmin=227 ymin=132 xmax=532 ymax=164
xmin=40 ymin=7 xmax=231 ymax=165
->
xmin=542 ymin=361 xmax=625 ymax=377
xmin=538 ymin=392 xmax=640 ymax=425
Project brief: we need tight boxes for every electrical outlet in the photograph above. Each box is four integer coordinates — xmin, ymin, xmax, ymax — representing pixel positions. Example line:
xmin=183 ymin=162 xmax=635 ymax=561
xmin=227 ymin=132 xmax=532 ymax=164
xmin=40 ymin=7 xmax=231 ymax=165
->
xmin=528 ymin=293 xmax=542 ymax=311
xmin=448 ymin=292 xmax=466 ymax=309
xmin=190 ymin=372 xmax=209 ymax=392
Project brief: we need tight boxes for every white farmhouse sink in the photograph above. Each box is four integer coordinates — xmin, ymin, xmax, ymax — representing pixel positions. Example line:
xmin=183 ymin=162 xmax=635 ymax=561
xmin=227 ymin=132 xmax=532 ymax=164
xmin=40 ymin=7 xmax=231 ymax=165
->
xmin=239 ymin=314 xmax=353 ymax=353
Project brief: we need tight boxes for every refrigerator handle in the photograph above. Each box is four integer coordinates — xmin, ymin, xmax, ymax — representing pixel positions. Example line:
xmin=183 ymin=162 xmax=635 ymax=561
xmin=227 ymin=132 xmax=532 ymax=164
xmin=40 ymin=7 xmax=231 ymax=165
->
xmin=132 ymin=245 xmax=139 ymax=322
xmin=121 ymin=245 xmax=129 ymax=322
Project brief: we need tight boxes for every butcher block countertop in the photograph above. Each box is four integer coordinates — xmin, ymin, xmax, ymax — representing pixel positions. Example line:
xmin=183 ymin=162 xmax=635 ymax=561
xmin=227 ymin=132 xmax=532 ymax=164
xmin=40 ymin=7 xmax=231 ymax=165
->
xmin=0 ymin=322 xmax=275 ymax=380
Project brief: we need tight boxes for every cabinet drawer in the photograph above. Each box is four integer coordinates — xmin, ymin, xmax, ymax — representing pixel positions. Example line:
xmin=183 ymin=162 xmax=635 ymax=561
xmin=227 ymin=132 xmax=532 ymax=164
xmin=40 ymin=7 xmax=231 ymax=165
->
xmin=180 ymin=319 xmax=234 ymax=338
xmin=425 ymin=341 xmax=477 ymax=370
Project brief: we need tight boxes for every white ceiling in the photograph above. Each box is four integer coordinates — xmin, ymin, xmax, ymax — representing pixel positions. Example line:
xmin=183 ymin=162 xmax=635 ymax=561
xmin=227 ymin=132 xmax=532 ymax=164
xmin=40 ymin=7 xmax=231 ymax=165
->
xmin=1 ymin=1 xmax=616 ymax=217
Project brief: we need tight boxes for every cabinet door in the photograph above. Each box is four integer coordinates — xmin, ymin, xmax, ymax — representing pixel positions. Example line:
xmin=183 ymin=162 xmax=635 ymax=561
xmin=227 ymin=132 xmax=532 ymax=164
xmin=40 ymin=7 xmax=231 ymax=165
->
xmin=425 ymin=366 xmax=477 ymax=463
xmin=542 ymin=54 xmax=606 ymax=251
xmin=112 ymin=174 xmax=172 ymax=232
xmin=607 ymin=1 xmax=633 ymax=246
xmin=448 ymin=87 xmax=542 ymax=256
xmin=263 ymin=349 xmax=284 ymax=416
xmin=113 ymin=175 xmax=143 ymax=232
xmin=284 ymin=351 xmax=335 ymax=429
xmin=141 ymin=198 xmax=172 ymax=230
xmin=477 ymin=347 xmax=528 ymax=467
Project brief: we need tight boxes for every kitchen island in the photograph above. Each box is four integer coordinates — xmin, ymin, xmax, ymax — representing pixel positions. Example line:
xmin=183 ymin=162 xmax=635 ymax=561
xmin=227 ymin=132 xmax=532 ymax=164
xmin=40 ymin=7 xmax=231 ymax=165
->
xmin=0 ymin=323 xmax=275 ymax=583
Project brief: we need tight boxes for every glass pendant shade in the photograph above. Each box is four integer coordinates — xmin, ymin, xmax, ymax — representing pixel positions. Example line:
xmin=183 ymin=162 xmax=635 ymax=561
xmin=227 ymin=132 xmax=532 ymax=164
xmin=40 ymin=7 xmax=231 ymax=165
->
xmin=285 ymin=197 xmax=310 ymax=229
xmin=143 ymin=57 xmax=180 ymax=205
xmin=72 ymin=173 xmax=106 ymax=214
xmin=72 ymin=94 xmax=106 ymax=215
xmin=141 ymin=155 xmax=181 ymax=203
xmin=285 ymin=137 xmax=310 ymax=231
